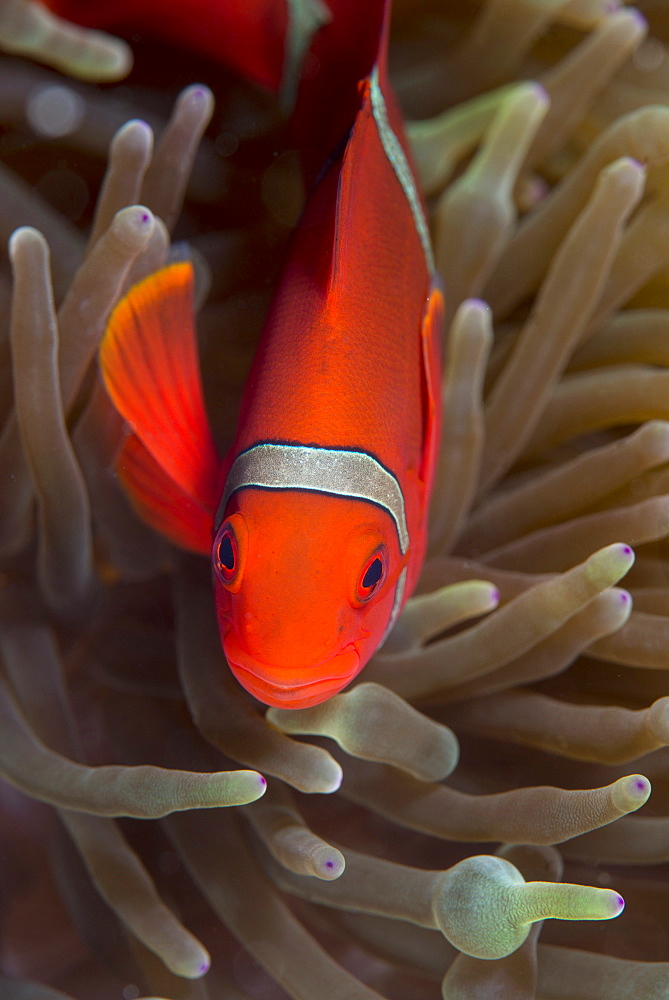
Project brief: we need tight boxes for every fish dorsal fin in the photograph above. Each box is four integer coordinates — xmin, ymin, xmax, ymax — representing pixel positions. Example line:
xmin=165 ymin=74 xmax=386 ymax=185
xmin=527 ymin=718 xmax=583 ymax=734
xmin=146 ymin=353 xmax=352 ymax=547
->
xmin=99 ymin=261 xmax=219 ymax=552
xmin=327 ymin=7 xmax=433 ymax=302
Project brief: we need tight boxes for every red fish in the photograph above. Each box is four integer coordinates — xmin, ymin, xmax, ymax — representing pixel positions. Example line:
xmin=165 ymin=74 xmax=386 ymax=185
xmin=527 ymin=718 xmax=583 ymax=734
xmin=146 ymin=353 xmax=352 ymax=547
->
xmin=100 ymin=0 xmax=442 ymax=709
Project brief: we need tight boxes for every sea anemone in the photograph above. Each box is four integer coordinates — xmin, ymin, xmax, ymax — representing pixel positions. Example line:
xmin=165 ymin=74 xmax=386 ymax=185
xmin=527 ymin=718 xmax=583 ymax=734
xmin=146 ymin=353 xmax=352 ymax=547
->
xmin=1 ymin=1 xmax=669 ymax=998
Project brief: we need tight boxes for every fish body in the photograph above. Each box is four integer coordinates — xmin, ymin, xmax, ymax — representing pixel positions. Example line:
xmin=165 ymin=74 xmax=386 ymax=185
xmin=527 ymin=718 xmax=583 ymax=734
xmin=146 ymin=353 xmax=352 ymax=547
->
xmin=100 ymin=0 xmax=442 ymax=708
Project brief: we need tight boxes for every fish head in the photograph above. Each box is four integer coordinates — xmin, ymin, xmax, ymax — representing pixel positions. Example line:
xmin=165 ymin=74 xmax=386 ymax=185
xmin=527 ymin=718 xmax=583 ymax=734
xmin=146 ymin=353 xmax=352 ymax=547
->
xmin=212 ymin=488 xmax=405 ymax=708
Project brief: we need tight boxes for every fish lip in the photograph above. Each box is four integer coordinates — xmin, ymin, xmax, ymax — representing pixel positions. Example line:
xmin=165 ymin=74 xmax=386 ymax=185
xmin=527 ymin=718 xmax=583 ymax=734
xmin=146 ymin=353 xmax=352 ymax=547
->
xmin=228 ymin=659 xmax=359 ymax=708
xmin=223 ymin=629 xmax=359 ymax=686
xmin=222 ymin=630 xmax=361 ymax=707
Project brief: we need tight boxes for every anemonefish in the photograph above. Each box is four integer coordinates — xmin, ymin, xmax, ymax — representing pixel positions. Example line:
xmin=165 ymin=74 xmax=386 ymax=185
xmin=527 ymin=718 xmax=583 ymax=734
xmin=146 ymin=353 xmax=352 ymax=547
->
xmin=100 ymin=0 xmax=443 ymax=709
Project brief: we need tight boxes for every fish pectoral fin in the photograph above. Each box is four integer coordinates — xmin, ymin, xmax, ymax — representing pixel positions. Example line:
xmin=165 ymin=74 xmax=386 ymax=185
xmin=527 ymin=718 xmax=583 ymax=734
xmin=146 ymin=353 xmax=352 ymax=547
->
xmin=419 ymin=280 xmax=444 ymax=489
xmin=99 ymin=261 xmax=219 ymax=546
xmin=117 ymin=433 xmax=213 ymax=554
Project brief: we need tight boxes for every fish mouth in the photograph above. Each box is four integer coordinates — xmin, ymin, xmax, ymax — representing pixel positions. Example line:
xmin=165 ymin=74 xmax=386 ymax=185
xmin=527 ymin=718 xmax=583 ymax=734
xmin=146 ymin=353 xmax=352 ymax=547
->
xmin=223 ymin=631 xmax=360 ymax=709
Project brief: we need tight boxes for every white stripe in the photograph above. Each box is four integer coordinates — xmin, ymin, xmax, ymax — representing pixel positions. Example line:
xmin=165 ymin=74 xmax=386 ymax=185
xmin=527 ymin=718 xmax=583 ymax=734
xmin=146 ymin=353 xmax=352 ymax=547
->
xmin=369 ymin=66 xmax=434 ymax=274
xmin=383 ymin=566 xmax=407 ymax=644
xmin=217 ymin=442 xmax=409 ymax=553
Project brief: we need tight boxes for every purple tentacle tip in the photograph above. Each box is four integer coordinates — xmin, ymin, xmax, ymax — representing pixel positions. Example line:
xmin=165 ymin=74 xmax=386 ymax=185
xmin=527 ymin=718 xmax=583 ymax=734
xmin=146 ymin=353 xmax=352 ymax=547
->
xmin=258 ymin=775 xmax=267 ymax=788
xmin=325 ymin=860 xmax=335 ymax=870
xmin=490 ymin=587 xmax=500 ymax=604
xmin=621 ymin=545 xmax=633 ymax=556
xmin=199 ymin=961 xmax=210 ymax=975
xmin=467 ymin=297 xmax=490 ymax=312
xmin=636 ymin=779 xmax=648 ymax=791
xmin=619 ymin=592 xmax=630 ymax=604
xmin=616 ymin=894 xmax=625 ymax=912
xmin=140 ymin=211 xmax=150 ymax=224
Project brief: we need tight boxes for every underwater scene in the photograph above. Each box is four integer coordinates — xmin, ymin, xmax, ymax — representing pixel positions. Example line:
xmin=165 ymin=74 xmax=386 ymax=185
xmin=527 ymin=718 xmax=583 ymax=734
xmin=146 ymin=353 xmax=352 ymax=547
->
xmin=1 ymin=0 xmax=669 ymax=997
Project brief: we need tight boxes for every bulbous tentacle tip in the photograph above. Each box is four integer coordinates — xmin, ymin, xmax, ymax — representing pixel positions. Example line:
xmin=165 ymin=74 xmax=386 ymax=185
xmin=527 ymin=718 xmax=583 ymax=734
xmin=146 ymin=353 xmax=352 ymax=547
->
xmin=216 ymin=769 xmax=268 ymax=806
xmin=311 ymin=844 xmax=346 ymax=880
xmin=611 ymin=773 xmax=651 ymax=812
xmin=111 ymin=119 xmax=155 ymax=159
xmin=588 ymin=542 xmax=635 ymax=583
xmin=432 ymin=855 xmax=528 ymax=959
xmin=171 ymin=941 xmax=211 ymax=980
xmin=181 ymin=83 xmax=215 ymax=111
xmin=8 ymin=224 xmax=48 ymax=259
xmin=459 ymin=297 xmax=493 ymax=317
xmin=112 ymin=204 xmax=156 ymax=248
xmin=431 ymin=854 xmax=627 ymax=960
xmin=313 ymin=757 xmax=344 ymax=794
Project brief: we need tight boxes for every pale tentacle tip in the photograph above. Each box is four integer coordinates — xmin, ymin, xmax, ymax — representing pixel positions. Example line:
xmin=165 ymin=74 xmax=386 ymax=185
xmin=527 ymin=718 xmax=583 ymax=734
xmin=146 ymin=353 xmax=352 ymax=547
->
xmin=625 ymin=7 xmax=648 ymax=31
xmin=176 ymin=941 xmax=211 ymax=979
xmin=115 ymin=203 xmax=154 ymax=226
xmin=613 ymin=773 xmax=651 ymax=811
xmin=619 ymin=156 xmax=646 ymax=172
xmin=463 ymin=297 xmax=491 ymax=314
xmin=317 ymin=849 xmax=345 ymax=880
xmin=8 ymin=224 xmax=42 ymax=247
xmin=111 ymin=204 xmax=156 ymax=250
xmin=611 ymin=542 xmax=635 ymax=566
xmin=8 ymin=225 xmax=48 ymax=264
xmin=321 ymin=761 xmax=344 ymax=794
xmin=96 ymin=38 xmax=133 ymax=81
xmin=116 ymin=118 xmax=154 ymax=145
xmin=525 ymin=81 xmax=550 ymax=108
xmin=182 ymin=951 xmax=211 ymax=979
xmin=296 ymin=755 xmax=344 ymax=794
xmin=181 ymin=83 xmax=215 ymax=114
xmin=632 ymin=775 xmax=651 ymax=800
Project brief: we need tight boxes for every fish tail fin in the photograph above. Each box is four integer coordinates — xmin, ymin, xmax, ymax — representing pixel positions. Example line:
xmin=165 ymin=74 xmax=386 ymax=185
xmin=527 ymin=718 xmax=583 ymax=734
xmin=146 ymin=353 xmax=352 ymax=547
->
xmin=99 ymin=261 xmax=219 ymax=553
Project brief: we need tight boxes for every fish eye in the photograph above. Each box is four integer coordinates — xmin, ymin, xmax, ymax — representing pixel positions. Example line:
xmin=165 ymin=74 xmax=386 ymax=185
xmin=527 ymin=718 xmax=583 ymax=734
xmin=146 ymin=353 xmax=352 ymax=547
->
xmin=356 ymin=548 xmax=387 ymax=604
xmin=218 ymin=532 xmax=235 ymax=572
xmin=215 ymin=526 xmax=237 ymax=582
xmin=213 ymin=513 xmax=247 ymax=592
